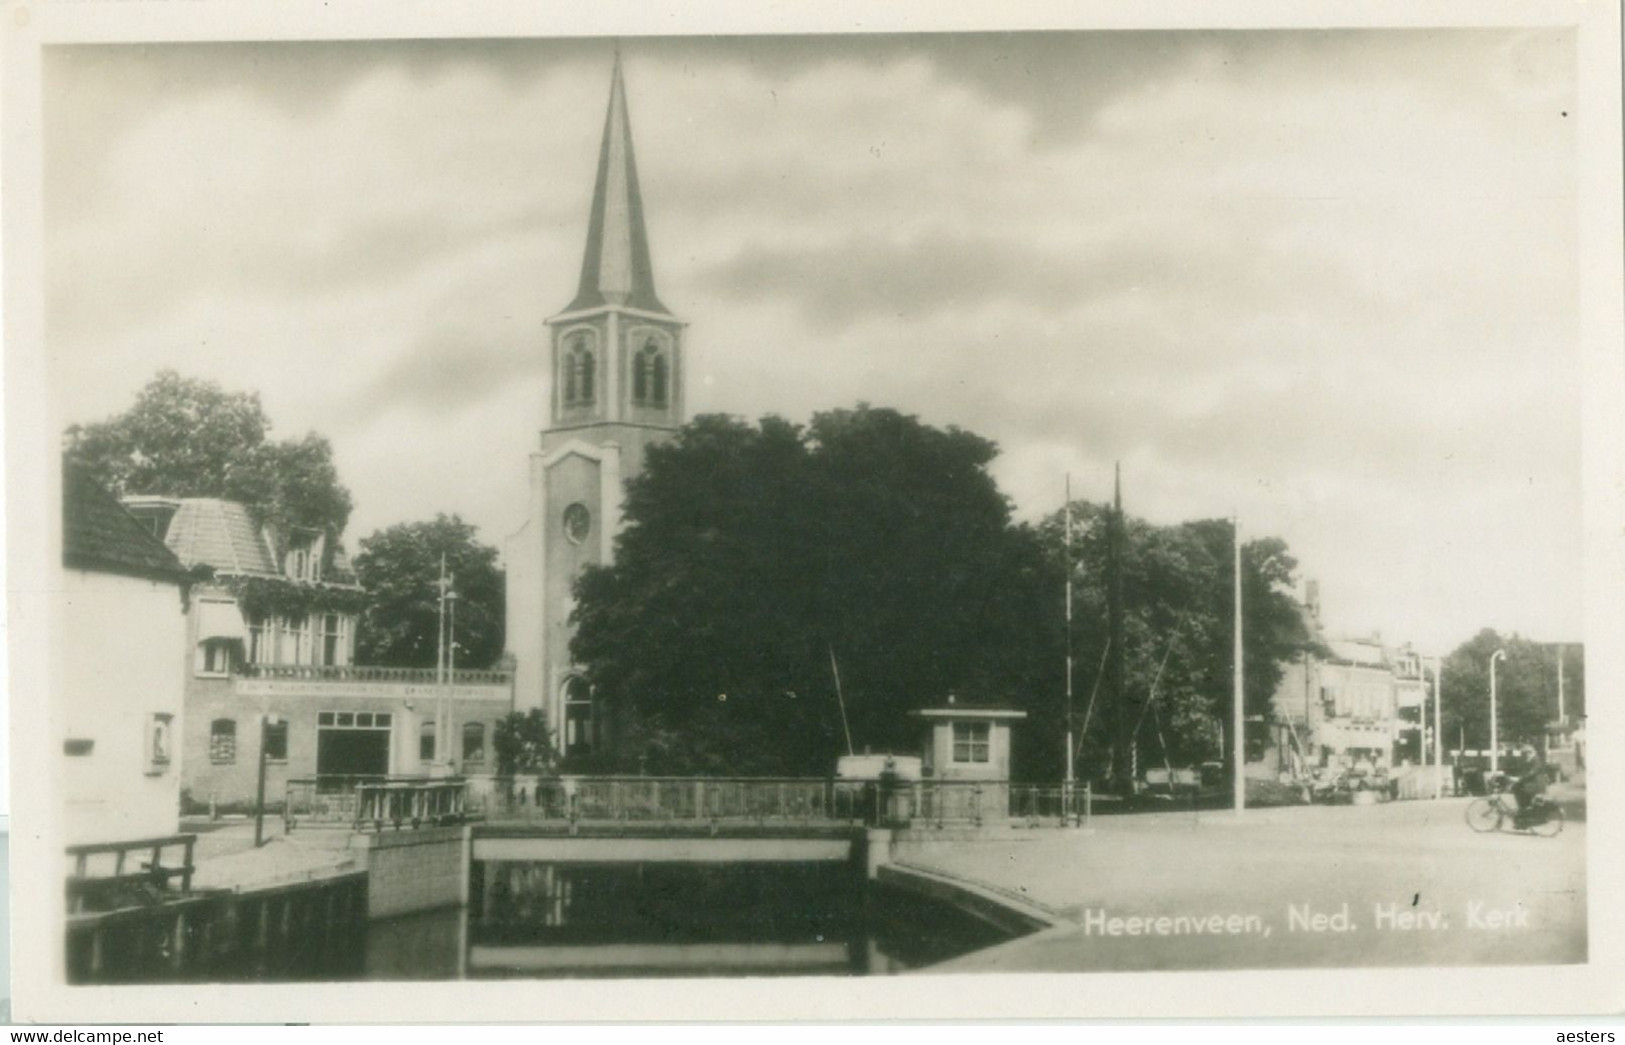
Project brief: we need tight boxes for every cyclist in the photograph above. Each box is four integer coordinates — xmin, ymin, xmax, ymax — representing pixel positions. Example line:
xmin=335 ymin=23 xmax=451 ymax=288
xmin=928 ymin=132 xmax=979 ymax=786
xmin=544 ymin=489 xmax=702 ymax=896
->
xmin=1509 ymin=750 xmax=1551 ymax=828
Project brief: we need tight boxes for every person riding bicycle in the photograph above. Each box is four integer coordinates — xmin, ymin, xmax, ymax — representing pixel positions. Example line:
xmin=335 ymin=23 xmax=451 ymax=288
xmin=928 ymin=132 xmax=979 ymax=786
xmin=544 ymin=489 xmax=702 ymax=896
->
xmin=1509 ymin=750 xmax=1551 ymax=827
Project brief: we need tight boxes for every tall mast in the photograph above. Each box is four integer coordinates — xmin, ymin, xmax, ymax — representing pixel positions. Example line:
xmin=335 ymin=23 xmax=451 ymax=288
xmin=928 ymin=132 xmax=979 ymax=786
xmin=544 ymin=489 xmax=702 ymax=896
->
xmin=1233 ymin=516 xmax=1245 ymax=814
xmin=1064 ymin=474 xmax=1075 ymax=790
xmin=1108 ymin=463 xmax=1128 ymax=796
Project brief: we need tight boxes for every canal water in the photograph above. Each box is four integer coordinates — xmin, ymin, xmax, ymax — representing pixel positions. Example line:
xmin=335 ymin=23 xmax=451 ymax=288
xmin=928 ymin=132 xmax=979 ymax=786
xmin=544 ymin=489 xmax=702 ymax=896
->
xmin=362 ymin=859 xmax=1011 ymax=979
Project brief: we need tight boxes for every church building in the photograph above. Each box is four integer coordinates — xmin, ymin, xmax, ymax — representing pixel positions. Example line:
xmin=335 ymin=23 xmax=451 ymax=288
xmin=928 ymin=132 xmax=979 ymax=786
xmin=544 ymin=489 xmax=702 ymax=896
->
xmin=505 ymin=54 xmax=686 ymax=758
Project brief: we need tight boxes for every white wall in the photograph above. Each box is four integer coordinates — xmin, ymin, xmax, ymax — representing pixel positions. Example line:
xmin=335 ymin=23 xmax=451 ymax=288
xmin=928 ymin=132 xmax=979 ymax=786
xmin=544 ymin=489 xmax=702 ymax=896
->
xmin=57 ymin=567 xmax=188 ymax=846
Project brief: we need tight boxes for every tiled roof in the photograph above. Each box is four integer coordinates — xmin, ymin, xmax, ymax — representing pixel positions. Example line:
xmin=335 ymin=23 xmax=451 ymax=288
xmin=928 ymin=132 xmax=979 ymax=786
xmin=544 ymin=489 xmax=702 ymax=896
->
xmin=162 ymin=499 xmax=280 ymax=576
xmin=62 ymin=463 xmax=189 ymax=583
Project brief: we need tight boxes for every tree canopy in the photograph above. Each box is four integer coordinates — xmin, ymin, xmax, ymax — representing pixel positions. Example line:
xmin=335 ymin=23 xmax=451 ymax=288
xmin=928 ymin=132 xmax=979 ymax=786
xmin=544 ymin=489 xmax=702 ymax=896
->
xmin=572 ymin=406 xmax=1320 ymax=781
xmin=352 ymin=515 xmax=505 ymax=670
xmin=64 ymin=369 xmax=354 ymax=536
xmin=572 ymin=406 xmax=1056 ymax=776
xmin=1438 ymin=629 xmax=1578 ymax=754
xmin=1022 ymin=505 xmax=1319 ymax=785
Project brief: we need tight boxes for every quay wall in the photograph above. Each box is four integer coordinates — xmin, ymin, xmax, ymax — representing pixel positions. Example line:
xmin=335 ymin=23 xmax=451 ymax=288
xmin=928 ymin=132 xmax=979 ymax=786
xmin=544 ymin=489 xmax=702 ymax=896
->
xmin=351 ymin=825 xmax=470 ymax=918
xmin=66 ymin=871 xmax=368 ymax=984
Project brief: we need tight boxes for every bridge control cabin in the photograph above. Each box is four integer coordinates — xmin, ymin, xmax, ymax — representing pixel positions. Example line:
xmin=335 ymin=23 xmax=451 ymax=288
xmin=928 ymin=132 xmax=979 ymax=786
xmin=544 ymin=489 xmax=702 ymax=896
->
xmin=910 ymin=700 xmax=1026 ymax=822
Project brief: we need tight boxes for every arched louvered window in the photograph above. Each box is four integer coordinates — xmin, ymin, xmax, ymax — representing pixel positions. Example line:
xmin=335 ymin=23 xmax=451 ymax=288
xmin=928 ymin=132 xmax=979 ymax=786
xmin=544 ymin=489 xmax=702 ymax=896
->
xmin=564 ymin=334 xmax=596 ymax=407
xmin=633 ymin=337 xmax=668 ymax=409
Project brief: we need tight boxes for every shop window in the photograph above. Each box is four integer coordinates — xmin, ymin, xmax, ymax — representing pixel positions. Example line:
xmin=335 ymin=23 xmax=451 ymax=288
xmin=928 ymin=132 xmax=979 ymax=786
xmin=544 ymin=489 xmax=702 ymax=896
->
xmin=263 ymin=719 xmax=289 ymax=761
xmin=951 ymin=721 xmax=990 ymax=764
xmin=463 ymin=722 xmax=486 ymax=764
xmin=210 ymin=719 xmax=237 ymax=764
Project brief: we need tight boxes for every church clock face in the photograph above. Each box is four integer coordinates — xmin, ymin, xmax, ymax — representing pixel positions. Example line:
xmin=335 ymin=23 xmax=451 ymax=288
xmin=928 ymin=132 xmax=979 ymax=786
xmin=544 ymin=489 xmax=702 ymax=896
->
xmin=563 ymin=502 xmax=592 ymax=544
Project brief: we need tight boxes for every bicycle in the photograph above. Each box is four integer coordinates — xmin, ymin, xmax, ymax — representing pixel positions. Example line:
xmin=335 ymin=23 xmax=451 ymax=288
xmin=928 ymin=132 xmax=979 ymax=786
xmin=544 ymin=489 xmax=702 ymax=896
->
xmin=1465 ymin=791 xmax=1564 ymax=837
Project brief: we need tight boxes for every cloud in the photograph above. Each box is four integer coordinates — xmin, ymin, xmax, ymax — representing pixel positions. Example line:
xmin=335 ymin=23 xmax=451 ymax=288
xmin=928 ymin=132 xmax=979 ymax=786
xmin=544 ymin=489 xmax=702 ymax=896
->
xmin=45 ymin=30 xmax=1580 ymax=653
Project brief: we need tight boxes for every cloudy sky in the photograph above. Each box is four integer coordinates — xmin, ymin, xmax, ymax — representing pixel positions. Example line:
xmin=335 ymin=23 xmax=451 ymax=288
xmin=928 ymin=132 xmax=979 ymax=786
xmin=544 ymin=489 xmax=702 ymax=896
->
xmin=45 ymin=30 xmax=1579 ymax=655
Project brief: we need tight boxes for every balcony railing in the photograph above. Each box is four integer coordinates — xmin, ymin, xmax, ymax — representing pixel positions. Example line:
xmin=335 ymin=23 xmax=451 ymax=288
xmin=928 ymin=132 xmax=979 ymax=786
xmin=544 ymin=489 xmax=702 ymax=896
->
xmin=242 ymin=664 xmax=512 ymax=685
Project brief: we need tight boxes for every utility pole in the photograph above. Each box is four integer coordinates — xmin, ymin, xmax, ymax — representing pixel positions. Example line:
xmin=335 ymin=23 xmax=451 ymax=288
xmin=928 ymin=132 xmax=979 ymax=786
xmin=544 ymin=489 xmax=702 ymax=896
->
xmin=1557 ymin=644 xmax=1566 ymax=725
xmin=1489 ymin=648 xmax=1506 ymax=773
xmin=1431 ymin=656 xmax=1444 ymax=798
xmin=1233 ymin=515 xmax=1245 ymax=815
xmin=254 ymin=713 xmax=283 ymax=847
xmin=435 ymin=553 xmax=449 ymax=767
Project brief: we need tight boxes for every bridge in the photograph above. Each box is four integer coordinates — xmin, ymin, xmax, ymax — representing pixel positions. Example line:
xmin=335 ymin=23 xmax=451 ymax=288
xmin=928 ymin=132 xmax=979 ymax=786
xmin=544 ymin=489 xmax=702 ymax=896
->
xmin=283 ymin=774 xmax=1091 ymax=835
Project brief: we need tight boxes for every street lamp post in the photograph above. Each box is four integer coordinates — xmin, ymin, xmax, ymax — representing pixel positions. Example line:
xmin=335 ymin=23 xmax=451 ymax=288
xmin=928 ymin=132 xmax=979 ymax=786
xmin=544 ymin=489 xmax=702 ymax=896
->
xmin=254 ymin=712 xmax=285 ymax=848
xmin=1431 ymin=656 xmax=1444 ymax=798
xmin=1489 ymin=649 xmax=1506 ymax=774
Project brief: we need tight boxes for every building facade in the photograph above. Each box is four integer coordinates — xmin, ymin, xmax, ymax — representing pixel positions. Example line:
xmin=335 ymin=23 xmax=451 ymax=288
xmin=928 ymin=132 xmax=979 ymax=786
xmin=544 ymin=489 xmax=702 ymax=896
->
xmin=506 ymin=55 xmax=685 ymax=758
xmin=59 ymin=465 xmax=192 ymax=845
xmin=123 ymin=496 xmax=513 ymax=808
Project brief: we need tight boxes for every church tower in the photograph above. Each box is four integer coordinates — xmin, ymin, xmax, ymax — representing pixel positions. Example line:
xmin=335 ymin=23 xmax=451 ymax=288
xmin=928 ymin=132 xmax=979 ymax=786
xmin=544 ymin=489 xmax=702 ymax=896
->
xmin=506 ymin=53 xmax=685 ymax=755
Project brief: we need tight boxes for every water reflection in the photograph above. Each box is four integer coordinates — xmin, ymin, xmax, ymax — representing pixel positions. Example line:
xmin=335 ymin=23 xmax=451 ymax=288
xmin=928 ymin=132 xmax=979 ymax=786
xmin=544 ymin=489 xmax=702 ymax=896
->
xmin=364 ymin=860 xmax=1009 ymax=979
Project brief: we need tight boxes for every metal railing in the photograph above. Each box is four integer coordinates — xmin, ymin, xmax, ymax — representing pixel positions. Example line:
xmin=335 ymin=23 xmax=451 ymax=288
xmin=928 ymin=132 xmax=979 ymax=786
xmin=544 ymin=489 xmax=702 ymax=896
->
xmin=286 ymin=774 xmax=1094 ymax=831
xmin=354 ymin=779 xmax=468 ymax=830
xmin=242 ymin=664 xmax=512 ymax=685
xmin=467 ymin=776 xmax=1092 ymax=828
xmin=468 ymin=776 xmax=862 ymax=824
xmin=285 ymin=776 xmax=470 ymax=832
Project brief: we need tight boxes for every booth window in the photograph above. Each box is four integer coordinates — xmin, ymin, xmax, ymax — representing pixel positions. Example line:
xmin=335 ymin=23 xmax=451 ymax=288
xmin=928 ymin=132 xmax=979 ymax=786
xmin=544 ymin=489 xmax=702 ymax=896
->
xmin=951 ymin=721 xmax=990 ymax=764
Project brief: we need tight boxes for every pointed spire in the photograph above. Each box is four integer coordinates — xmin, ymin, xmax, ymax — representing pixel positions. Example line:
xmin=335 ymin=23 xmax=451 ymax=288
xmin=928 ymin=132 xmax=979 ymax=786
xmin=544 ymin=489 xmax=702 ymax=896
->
xmin=568 ymin=50 xmax=669 ymax=315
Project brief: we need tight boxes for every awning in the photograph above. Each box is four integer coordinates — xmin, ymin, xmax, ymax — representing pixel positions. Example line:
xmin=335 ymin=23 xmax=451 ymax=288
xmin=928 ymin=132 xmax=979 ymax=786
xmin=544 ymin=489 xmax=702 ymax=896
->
xmin=196 ymin=599 xmax=249 ymax=643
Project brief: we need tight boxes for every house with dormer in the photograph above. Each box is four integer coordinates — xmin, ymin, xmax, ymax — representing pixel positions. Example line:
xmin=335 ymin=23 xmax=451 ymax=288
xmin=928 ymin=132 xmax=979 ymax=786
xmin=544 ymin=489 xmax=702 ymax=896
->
xmin=122 ymin=496 xmax=514 ymax=809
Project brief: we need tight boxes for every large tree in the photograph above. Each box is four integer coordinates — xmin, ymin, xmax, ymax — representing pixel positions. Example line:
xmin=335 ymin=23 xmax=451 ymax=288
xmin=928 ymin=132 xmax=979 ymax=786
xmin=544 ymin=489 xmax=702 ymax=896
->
xmin=572 ymin=407 xmax=1058 ymax=776
xmin=1439 ymin=630 xmax=1576 ymax=755
xmin=64 ymin=369 xmax=354 ymax=536
xmin=1022 ymin=504 xmax=1319 ymax=786
xmin=352 ymin=515 xmax=505 ymax=670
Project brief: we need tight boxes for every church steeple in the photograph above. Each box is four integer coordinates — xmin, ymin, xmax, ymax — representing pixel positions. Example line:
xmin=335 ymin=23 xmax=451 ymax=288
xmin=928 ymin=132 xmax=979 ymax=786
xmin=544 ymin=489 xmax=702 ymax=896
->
xmin=568 ymin=51 xmax=669 ymax=316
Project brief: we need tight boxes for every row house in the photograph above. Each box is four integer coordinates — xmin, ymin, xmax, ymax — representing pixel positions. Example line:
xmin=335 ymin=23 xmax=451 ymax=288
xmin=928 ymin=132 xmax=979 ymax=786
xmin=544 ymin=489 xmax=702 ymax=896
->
xmin=1258 ymin=584 xmax=1430 ymax=780
xmin=122 ymin=496 xmax=514 ymax=810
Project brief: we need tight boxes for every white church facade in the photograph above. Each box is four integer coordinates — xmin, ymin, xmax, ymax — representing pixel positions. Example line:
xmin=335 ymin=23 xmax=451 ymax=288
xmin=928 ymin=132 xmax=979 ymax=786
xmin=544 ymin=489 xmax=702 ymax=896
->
xmin=505 ymin=55 xmax=686 ymax=758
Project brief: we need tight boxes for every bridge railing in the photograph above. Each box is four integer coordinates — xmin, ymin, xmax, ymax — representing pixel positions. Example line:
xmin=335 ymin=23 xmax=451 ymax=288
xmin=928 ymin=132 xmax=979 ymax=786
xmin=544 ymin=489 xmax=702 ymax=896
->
xmin=468 ymin=776 xmax=861 ymax=824
xmin=464 ymin=775 xmax=1090 ymax=827
xmin=285 ymin=776 xmax=471 ymax=832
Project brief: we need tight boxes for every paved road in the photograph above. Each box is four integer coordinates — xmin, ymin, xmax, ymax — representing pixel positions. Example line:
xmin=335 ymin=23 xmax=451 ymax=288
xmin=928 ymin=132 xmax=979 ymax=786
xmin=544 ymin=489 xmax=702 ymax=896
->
xmin=903 ymin=797 xmax=1585 ymax=972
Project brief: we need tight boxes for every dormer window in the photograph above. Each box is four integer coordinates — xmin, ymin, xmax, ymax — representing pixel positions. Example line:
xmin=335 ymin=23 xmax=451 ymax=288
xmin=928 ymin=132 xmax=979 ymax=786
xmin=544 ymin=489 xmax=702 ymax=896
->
xmin=633 ymin=336 xmax=669 ymax=409
xmin=285 ymin=532 xmax=322 ymax=582
xmin=563 ymin=333 xmax=596 ymax=407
